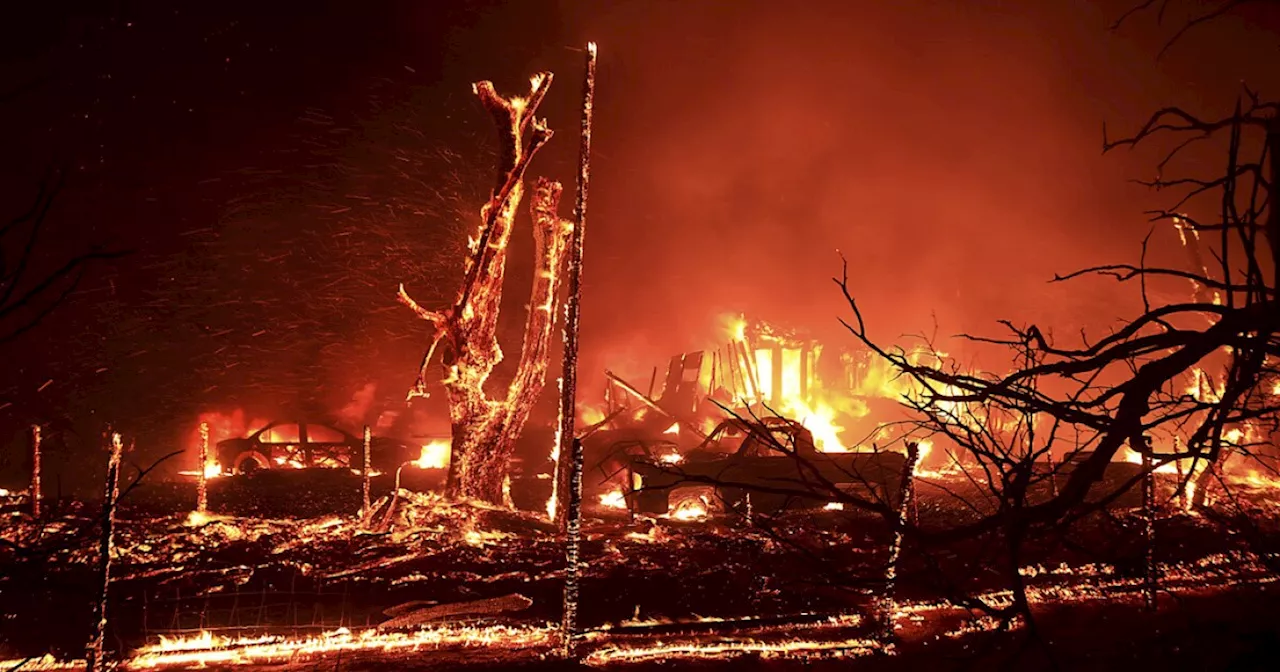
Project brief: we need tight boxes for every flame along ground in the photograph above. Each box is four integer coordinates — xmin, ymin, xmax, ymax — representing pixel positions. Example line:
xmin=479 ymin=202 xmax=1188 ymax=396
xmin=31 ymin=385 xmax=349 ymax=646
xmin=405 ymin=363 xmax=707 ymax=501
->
xmin=6 ymin=544 xmax=1276 ymax=670
xmin=5 ymin=472 xmax=1280 ymax=669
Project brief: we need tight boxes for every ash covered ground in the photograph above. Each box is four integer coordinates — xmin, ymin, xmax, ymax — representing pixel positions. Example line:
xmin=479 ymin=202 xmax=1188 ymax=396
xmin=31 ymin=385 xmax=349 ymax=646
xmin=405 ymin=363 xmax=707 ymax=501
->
xmin=3 ymin=470 xmax=1279 ymax=670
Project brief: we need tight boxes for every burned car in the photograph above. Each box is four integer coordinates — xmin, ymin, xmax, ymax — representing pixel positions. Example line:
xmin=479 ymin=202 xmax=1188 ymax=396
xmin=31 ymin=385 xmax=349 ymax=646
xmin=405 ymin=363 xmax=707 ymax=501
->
xmin=625 ymin=416 xmax=908 ymax=516
xmin=216 ymin=421 xmax=417 ymax=475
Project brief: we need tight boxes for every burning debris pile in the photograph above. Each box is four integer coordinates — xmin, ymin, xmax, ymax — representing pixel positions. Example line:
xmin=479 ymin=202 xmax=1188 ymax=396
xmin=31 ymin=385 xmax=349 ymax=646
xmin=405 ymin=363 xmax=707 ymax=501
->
xmin=6 ymin=479 xmax=1280 ymax=670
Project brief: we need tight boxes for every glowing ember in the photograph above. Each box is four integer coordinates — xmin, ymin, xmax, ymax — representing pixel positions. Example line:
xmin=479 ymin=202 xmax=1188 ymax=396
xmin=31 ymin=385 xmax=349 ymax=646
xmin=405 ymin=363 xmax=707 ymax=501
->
xmin=823 ymin=502 xmax=844 ymax=511
xmin=415 ymin=440 xmax=451 ymax=469
xmin=659 ymin=452 xmax=684 ymax=464
xmin=178 ymin=461 xmax=226 ymax=479
xmin=545 ymin=432 xmax=561 ymax=521
xmin=723 ymin=313 xmax=748 ymax=343
xmin=185 ymin=510 xmax=214 ymax=527
xmin=663 ymin=422 xmax=680 ymax=435
xmin=599 ymin=489 xmax=628 ymax=509
xmin=580 ymin=404 xmax=606 ymax=426
xmin=584 ymin=637 xmax=881 ymax=664
xmin=670 ymin=498 xmax=709 ymax=521
xmin=915 ymin=438 xmax=932 ymax=465
xmin=0 ymin=655 xmax=84 ymax=670
xmin=127 ymin=623 xmax=554 ymax=669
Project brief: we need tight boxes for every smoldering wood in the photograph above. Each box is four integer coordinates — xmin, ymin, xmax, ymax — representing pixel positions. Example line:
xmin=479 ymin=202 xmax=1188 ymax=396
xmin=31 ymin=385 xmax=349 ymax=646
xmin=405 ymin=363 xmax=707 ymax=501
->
xmin=86 ymin=430 xmax=124 ymax=672
xmin=362 ymin=425 xmax=372 ymax=514
xmin=1142 ymin=449 xmax=1157 ymax=611
xmin=604 ymin=370 xmax=708 ymax=439
xmin=196 ymin=422 xmax=209 ymax=513
xmin=29 ymin=424 xmax=41 ymax=518
xmin=560 ymin=43 xmax=596 ymax=659
xmin=377 ymin=593 xmax=533 ymax=630
xmin=880 ymin=441 xmax=921 ymax=643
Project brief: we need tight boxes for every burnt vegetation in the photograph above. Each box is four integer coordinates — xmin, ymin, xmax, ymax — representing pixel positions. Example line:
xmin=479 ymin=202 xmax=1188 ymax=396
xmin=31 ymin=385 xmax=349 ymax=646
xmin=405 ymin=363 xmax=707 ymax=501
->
xmin=2 ymin=2 xmax=1280 ymax=671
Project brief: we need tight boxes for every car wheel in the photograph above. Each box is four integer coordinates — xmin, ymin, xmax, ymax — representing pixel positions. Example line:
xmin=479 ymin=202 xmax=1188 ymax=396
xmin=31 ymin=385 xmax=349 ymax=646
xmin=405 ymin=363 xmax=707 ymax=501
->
xmin=667 ymin=485 xmax=719 ymax=520
xmin=235 ymin=453 xmax=266 ymax=476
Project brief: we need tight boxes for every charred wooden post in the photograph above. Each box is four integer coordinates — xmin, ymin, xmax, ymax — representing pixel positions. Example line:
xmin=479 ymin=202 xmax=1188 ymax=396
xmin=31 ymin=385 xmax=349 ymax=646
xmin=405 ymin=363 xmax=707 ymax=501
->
xmin=559 ymin=41 xmax=597 ymax=660
xmin=362 ymin=425 xmax=373 ymax=513
xmin=86 ymin=430 xmax=124 ymax=672
xmin=1142 ymin=449 xmax=1157 ymax=611
xmin=196 ymin=422 xmax=209 ymax=513
xmin=561 ymin=438 xmax=588 ymax=658
xmin=29 ymin=424 xmax=41 ymax=518
xmin=1046 ymin=449 xmax=1059 ymax=499
xmin=553 ymin=35 xmax=595 ymax=523
xmin=880 ymin=441 xmax=922 ymax=643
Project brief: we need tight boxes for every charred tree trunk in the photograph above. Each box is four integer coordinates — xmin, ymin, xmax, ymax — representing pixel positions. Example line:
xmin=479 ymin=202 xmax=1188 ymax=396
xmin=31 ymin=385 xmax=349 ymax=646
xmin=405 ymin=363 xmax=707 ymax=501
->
xmin=86 ymin=431 xmax=123 ymax=672
xmin=399 ymin=73 xmax=572 ymax=504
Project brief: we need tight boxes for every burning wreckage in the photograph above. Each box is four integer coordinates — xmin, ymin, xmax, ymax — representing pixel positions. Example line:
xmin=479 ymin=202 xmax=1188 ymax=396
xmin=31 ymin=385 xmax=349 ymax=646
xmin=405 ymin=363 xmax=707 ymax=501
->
xmin=6 ymin=26 xmax=1280 ymax=672
xmin=565 ymin=318 xmax=914 ymax=519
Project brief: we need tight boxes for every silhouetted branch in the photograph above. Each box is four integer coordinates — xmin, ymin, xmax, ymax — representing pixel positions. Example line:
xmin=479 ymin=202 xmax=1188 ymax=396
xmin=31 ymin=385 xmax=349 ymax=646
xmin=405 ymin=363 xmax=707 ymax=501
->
xmin=1 ymin=173 xmax=132 ymax=342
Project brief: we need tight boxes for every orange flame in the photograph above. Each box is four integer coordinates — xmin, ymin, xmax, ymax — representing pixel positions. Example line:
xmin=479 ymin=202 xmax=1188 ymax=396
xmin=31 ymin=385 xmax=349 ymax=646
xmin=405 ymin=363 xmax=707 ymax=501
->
xmin=415 ymin=440 xmax=451 ymax=469
xmin=599 ymin=489 xmax=627 ymax=509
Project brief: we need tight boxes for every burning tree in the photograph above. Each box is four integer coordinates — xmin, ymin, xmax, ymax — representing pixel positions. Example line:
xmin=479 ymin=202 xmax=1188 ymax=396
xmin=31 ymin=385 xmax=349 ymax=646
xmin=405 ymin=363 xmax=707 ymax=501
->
xmin=398 ymin=74 xmax=573 ymax=504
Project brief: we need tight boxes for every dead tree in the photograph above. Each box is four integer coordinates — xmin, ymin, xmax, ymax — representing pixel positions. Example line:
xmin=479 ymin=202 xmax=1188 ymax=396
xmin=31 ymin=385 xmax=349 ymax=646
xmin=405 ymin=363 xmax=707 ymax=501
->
xmin=399 ymin=74 xmax=574 ymax=504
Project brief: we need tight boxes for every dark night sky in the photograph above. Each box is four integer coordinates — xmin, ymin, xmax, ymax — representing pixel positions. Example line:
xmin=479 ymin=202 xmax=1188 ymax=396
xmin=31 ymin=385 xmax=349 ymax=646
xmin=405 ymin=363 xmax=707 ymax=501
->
xmin=0 ymin=0 xmax=1277 ymax=485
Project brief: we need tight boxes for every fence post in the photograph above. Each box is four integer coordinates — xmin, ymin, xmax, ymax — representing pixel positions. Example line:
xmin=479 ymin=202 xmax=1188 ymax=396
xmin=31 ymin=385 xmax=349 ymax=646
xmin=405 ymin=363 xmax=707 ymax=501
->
xmin=1046 ymin=449 xmax=1059 ymax=499
xmin=86 ymin=430 xmax=123 ymax=672
xmin=561 ymin=438 xmax=587 ymax=659
xmin=197 ymin=422 xmax=210 ymax=513
xmin=362 ymin=425 xmax=372 ymax=514
xmin=30 ymin=424 xmax=41 ymax=518
xmin=1142 ymin=449 xmax=1157 ymax=611
xmin=882 ymin=441 xmax=922 ymax=644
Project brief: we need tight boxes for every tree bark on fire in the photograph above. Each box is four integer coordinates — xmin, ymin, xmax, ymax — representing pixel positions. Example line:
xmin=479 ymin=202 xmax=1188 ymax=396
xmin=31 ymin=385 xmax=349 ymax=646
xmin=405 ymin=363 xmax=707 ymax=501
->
xmin=399 ymin=74 xmax=573 ymax=504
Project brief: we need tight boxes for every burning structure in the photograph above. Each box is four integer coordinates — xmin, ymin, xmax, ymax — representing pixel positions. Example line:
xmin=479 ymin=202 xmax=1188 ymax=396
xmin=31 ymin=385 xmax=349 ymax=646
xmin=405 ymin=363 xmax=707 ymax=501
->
xmin=3 ymin=3 xmax=1280 ymax=671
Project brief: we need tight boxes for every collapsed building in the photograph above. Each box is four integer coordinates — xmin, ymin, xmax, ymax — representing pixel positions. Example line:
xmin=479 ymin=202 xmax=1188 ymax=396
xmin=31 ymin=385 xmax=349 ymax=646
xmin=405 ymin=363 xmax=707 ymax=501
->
xmin=588 ymin=316 xmax=916 ymax=455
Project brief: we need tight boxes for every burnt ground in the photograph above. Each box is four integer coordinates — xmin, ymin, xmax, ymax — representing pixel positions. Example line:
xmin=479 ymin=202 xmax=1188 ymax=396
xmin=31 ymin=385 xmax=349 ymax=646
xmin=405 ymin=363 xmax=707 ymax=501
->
xmin=1 ymin=468 xmax=1279 ymax=670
